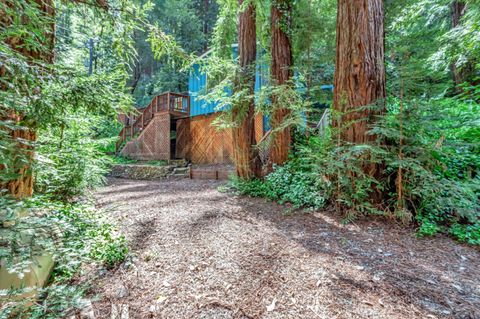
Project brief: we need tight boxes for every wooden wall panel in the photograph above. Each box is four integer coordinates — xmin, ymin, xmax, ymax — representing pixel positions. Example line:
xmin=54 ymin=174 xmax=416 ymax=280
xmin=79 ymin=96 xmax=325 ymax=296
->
xmin=176 ymin=118 xmax=190 ymax=160
xmin=190 ymin=113 xmax=233 ymax=164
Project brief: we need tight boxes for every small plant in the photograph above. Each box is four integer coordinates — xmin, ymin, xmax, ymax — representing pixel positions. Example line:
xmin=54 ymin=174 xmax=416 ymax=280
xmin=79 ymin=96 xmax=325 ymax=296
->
xmin=0 ymin=196 xmax=129 ymax=317
xmin=111 ymin=155 xmax=139 ymax=165
xmin=449 ymin=223 xmax=480 ymax=245
xmin=231 ymin=157 xmax=328 ymax=210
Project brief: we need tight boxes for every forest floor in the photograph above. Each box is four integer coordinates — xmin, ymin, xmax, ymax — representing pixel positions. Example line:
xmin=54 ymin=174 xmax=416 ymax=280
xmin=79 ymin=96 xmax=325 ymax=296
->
xmin=88 ymin=178 xmax=480 ymax=319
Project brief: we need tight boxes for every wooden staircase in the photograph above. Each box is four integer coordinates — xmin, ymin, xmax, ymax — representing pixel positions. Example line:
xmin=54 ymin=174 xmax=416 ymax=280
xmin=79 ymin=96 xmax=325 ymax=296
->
xmin=116 ymin=92 xmax=190 ymax=153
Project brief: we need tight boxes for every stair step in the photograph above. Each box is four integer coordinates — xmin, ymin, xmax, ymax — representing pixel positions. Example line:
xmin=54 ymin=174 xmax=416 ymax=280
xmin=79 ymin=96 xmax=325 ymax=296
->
xmin=173 ymin=167 xmax=190 ymax=174
xmin=172 ymin=173 xmax=188 ymax=178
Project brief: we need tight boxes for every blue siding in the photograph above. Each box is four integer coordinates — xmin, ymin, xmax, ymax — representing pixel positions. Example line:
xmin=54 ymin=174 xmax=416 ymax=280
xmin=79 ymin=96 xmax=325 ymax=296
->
xmin=189 ymin=64 xmax=219 ymax=117
xmin=187 ymin=48 xmax=333 ymax=133
xmin=189 ymin=46 xmax=268 ymax=118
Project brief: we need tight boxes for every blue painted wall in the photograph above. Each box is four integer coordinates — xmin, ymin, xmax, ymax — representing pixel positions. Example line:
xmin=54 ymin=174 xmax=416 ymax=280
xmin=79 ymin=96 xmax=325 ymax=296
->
xmin=188 ymin=49 xmax=333 ymax=130
xmin=189 ymin=46 xmax=268 ymax=118
xmin=188 ymin=63 xmax=220 ymax=117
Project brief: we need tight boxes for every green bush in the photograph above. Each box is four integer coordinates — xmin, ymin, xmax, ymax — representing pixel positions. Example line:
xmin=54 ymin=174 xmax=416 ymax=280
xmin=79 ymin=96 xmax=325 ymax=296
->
xmin=232 ymin=98 xmax=479 ymax=244
xmin=232 ymin=158 xmax=328 ymax=210
xmin=374 ymin=98 xmax=479 ymax=241
xmin=0 ymin=196 xmax=129 ymax=317
xmin=449 ymin=223 xmax=480 ymax=245
xmin=34 ymin=114 xmax=113 ymax=199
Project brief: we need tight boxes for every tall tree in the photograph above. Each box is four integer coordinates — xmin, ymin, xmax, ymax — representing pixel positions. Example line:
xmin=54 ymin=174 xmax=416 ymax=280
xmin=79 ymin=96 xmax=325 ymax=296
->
xmin=270 ymin=0 xmax=294 ymax=165
xmin=231 ymin=0 xmax=261 ymax=179
xmin=1 ymin=0 xmax=109 ymax=198
xmin=1 ymin=0 xmax=55 ymax=198
xmin=333 ymin=0 xmax=386 ymax=144
xmin=332 ymin=0 xmax=386 ymax=199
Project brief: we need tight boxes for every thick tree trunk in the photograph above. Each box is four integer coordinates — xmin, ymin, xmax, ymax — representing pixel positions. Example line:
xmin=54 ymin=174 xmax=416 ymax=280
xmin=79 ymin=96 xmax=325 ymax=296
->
xmin=333 ymin=0 xmax=386 ymax=144
xmin=1 ymin=0 xmax=55 ymax=198
xmin=231 ymin=0 xmax=261 ymax=179
xmin=332 ymin=0 xmax=386 ymax=201
xmin=270 ymin=0 xmax=293 ymax=166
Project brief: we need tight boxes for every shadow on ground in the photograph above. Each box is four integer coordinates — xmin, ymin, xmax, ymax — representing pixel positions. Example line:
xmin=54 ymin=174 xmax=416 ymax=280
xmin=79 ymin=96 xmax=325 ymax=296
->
xmin=88 ymin=178 xmax=479 ymax=319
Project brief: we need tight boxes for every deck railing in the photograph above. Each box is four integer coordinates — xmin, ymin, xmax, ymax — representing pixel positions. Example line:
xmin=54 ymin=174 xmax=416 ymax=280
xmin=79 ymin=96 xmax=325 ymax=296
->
xmin=116 ymin=92 xmax=190 ymax=152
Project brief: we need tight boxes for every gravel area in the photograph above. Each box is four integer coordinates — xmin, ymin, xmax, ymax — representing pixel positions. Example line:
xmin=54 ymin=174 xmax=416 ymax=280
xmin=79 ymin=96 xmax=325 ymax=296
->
xmin=89 ymin=177 xmax=480 ymax=319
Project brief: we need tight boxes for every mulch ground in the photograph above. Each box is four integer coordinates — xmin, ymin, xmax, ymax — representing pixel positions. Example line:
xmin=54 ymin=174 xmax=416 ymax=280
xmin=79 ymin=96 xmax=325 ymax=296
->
xmin=88 ymin=177 xmax=480 ymax=319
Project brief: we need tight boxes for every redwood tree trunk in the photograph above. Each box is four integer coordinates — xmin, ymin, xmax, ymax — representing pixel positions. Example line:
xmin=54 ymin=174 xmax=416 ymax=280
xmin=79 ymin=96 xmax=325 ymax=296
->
xmin=332 ymin=0 xmax=386 ymax=202
xmin=231 ymin=0 xmax=261 ymax=179
xmin=270 ymin=0 xmax=293 ymax=165
xmin=333 ymin=0 xmax=386 ymax=145
xmin=1 ymin=0 xmax=55 ymax=198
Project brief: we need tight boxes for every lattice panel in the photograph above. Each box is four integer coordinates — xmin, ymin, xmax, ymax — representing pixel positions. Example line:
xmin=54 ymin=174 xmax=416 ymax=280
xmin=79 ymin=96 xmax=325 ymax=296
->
xmin=254 ymin=113 xmax=264 ymax=144
xmin=190 ymin=114 xmax=233 ymax=164
xmin=120 ymin=112 xmax=171 ymax=160
xmin=152 ymin=112 xmax=171 ymax=160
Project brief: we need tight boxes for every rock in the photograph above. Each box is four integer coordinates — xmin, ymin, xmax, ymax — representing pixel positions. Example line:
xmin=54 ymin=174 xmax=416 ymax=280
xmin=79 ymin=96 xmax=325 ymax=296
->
xmin=115 ymin=285 xmax=129 ymax=298
xmin=111 ymin=304 xmax=129 ymax=319
xmin=149 ymin=304 xmax=159 ymax=313
xmin=70 ymin=299 xmax=95 ymax=319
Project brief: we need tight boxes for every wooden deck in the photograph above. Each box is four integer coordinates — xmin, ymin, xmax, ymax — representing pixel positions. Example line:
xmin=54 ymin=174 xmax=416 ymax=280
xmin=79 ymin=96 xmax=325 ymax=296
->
xmin=116 ymin=92 xmax=189 ymax=152
xmin=116 ymin=92 xmax=265 ymax=165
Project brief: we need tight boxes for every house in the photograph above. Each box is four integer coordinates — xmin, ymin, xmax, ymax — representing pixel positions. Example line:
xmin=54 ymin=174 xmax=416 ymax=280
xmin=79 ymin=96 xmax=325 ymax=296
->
xmin=116 ymin=48 xmax=269 ymax=164
xmin=116 ymin=46 xmax=333 ymax=164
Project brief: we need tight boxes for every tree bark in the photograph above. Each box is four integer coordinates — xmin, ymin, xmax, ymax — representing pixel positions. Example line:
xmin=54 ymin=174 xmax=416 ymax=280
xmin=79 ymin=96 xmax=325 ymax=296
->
xmin=270 ymin=0 xmax=293 ymax=166
xmin=1 ymin=0 xmax=55 ymax=198
xmin=332 ymin=0 xmax=386 ymax=201
xmin=231 ymin=0 xmax=261 ymax=179
xmin=333 ymin=0 xmax=386 ymax=144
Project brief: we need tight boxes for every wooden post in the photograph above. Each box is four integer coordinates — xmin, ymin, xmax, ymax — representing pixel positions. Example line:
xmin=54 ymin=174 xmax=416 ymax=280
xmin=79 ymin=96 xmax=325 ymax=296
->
xmin=167 ymin=92 xmax=171 ymax=112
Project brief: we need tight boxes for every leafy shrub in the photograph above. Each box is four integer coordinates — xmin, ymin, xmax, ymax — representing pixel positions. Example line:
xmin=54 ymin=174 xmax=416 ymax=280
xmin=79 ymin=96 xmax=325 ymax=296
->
xmin=34 ymin=114 xmax=113 ymax=199
xmin=449 ymin=223 xmax=480 ymax=245
xmin=88 ymin=224 xmax=129 ymax=268
xmin=232 ymin=156 xmax=328 ymax=210
xmin=373 ymin=97 xmax=479 ymax=240
xmin=232 ymin=97 xmax=479 ymax=244
xmin=0 ymin=196 xmax=129 ymax=317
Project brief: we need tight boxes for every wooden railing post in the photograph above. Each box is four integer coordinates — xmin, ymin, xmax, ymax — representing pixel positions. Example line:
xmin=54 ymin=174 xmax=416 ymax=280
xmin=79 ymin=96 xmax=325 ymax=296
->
xmin=167 ymin=92 xmax=171 ymax=112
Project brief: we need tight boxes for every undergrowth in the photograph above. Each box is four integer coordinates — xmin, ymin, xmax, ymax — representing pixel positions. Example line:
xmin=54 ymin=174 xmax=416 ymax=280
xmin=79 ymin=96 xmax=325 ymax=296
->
xmin=0 ymin=195 xmax=128 ymax=318
xmin=231 ymin=98 xmax=480 ymax=244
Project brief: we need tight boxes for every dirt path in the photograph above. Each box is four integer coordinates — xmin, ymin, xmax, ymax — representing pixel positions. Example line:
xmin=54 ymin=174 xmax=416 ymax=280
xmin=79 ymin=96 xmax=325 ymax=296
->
xmin=91 ymin=178 xmax=480 ymax=319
